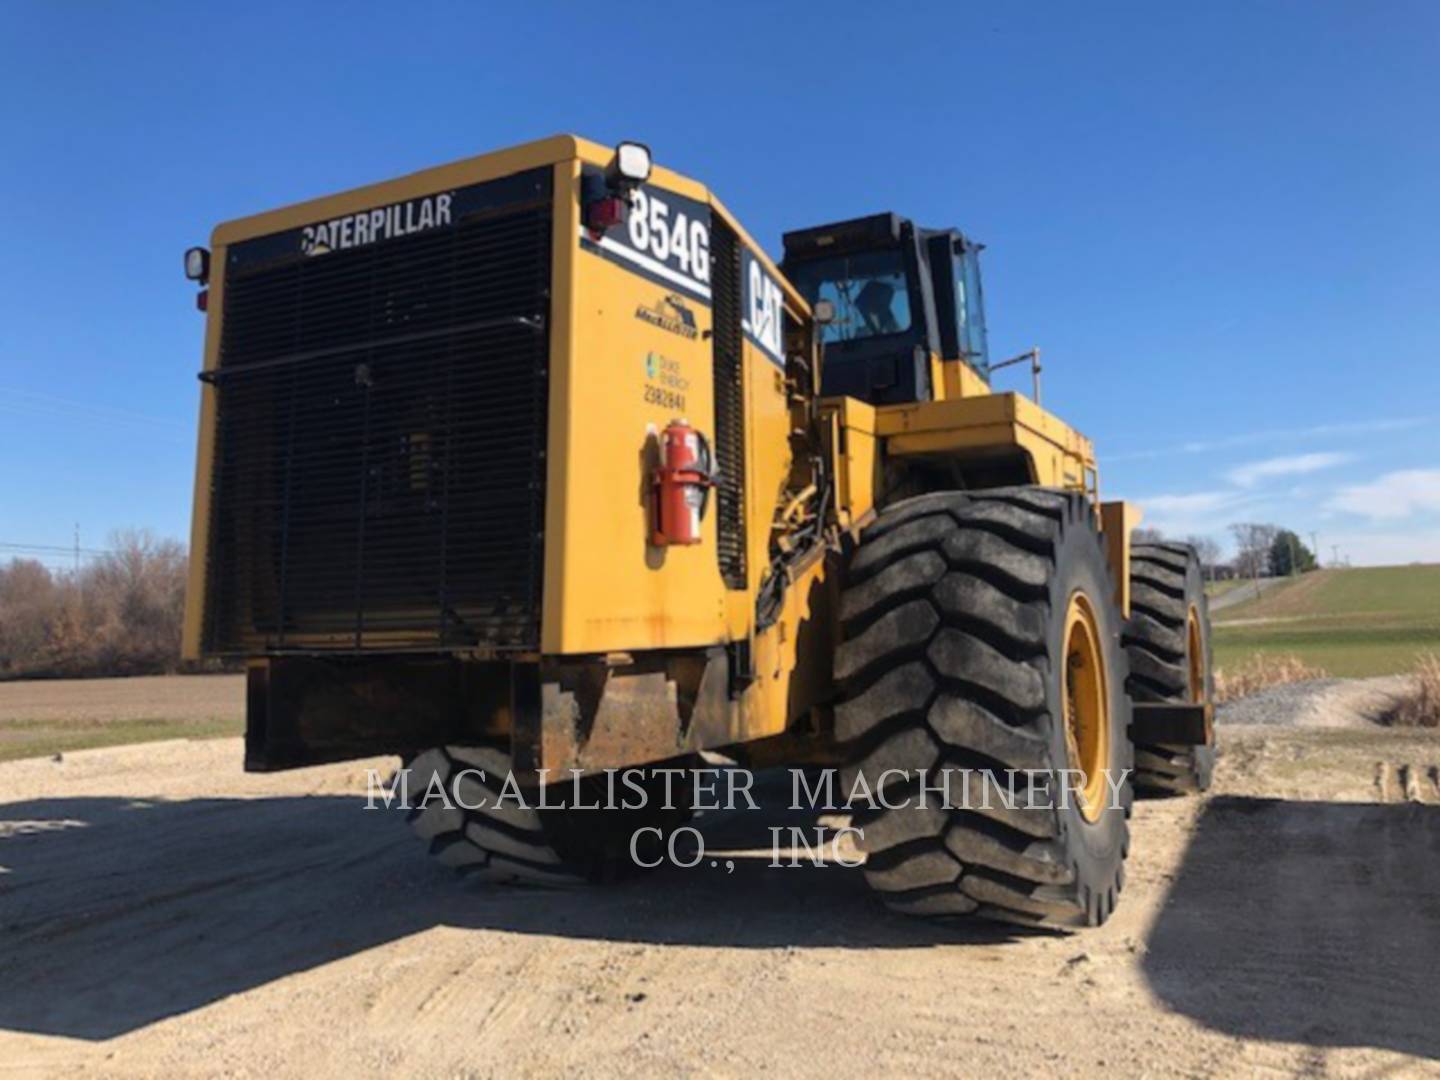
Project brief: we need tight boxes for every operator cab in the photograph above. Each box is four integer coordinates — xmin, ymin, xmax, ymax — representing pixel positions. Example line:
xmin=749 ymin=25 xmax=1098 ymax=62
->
xmin=782 ymin=213 xmax=989 ymax=405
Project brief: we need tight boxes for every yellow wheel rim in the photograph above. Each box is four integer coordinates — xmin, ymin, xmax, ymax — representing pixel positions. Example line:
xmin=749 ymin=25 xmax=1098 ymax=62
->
xmin=1062 ymin=591 xmax=1110 ymax=823
xmin=1186 ymin=605 xmax=1204 ymax=703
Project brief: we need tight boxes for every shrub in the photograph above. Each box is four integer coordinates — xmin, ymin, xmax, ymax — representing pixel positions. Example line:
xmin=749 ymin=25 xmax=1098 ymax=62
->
xmin=1379 ymin=653 xmax=1440 ymax=729
xmin=0 ymin=530 xmax=189 ymax=679
xmin=1214 ymin=653 xmax=1330 ymax=703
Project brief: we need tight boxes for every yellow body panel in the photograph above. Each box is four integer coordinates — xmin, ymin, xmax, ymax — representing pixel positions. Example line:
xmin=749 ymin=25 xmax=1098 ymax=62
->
xmin=1100 ymin=500 xmax=1141 ymax=618
xmin=543 ymin=144 xmax=803 ymax=655
xmin=877 ymin=391 xmax=1096 ymax=491
xmin=747 ymin=552 xmax=830 ymax=739
xmin=817 ymin=391 xmax=1101 ymax=537
xmin=819 ymin=397 xmax=879 ymax=532
xmin=934 ymin=356 xmax=993 ymax=400
xmin=543 ymin=179 xmax=727 ymax=652
xmin=181 ymin=239 xmax=227 ymax=660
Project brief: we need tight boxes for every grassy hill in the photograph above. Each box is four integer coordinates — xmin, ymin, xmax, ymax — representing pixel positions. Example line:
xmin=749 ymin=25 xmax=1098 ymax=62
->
xmin=1211 ymin=565 xmax=1440 ymax=677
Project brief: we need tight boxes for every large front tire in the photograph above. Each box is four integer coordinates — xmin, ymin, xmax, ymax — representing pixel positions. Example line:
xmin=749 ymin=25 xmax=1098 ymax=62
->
xmin=1123 ymin=542 xmax=1216 ymax=795
xmin=836 ymin=488 xmax=1133 ymax=928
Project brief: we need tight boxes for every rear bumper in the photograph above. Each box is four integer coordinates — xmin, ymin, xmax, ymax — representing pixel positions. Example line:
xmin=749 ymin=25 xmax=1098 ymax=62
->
xmin=1129 ymin=702 xmax=1214 ymax=747
xmin=242 ymin=647 xmax=754 ymax=775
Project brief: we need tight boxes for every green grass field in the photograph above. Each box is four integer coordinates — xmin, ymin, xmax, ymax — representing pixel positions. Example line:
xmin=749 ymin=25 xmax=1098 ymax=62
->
xmin=0 ymin=715 xmax=243 ymax=763
xmin=1212 ymin=565 xmax=1440 ymax=677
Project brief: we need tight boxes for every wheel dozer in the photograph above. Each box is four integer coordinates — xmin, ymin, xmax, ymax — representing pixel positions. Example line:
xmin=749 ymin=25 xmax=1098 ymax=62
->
xmin=182 ymin=135 xmax=1215 ymax=927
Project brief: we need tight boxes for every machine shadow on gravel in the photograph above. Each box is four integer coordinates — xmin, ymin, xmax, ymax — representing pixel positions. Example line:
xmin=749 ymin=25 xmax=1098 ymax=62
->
xmin=0 ymin=781 xmax=1028 ymax=1041
xmin=1144 ymin=795 xmax=1440 ymax=1061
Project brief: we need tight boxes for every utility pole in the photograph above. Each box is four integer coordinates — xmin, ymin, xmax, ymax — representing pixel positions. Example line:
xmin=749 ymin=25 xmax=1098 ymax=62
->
xmin=73 ymin=523 xmax=79 ymax=576
xmin=1331 ymin=544 xmax=1341 ymax=568
xmin=1250 ymin=528 xmax=1262 ymax=600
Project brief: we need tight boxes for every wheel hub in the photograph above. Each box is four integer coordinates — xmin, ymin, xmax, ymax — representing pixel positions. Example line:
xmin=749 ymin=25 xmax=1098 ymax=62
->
xmin=1187 ymin=605 xmax=1205 ymax=703
xmin=1062 ymin=591 xmax=1110 ymax=823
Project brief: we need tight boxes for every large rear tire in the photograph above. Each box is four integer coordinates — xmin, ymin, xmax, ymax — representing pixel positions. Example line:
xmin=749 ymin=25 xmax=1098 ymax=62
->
xmin=407 ymin=744 xmax=691 ymax=883
xmin=835 ymin=488 xmax=1133 ymax=928
xmin=1123 ymin=542 xmax=1216 ymax=795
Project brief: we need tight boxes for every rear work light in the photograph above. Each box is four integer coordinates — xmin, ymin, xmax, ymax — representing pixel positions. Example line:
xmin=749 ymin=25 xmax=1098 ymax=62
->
xmin=184 ymin=246 xmax=210 ymax=283
xmin=608 ymin=141 xmax=652 ymax=190
xmin=582 ymin=140 xmax=654 ymax=236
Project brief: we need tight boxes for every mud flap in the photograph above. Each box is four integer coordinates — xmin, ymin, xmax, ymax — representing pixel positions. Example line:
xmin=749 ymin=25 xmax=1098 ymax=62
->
xmin=243 ymin=657 xmax=508 ymax=771
xmin=1129 ymin=702 xmax=1213 ymax=747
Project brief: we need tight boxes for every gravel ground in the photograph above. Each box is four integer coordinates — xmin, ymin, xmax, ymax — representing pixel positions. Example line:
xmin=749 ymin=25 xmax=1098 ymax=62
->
xmin=1219 ymin=676 xmax=1414 ymax=728
xmin=1 ymin=676 xmax=1437 ymax=1076
xmin=1217 ymin=678 xmax=1345 ymax=725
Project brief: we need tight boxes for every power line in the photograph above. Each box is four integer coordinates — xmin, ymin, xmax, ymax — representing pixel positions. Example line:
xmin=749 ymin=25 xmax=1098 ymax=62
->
xmin=7 ymin=556 xmax=92 ymax=573
xmin=0 ymin=541 xmax=116 ymax=558
xmin=0 ymin=386 xmax=187 ymax=431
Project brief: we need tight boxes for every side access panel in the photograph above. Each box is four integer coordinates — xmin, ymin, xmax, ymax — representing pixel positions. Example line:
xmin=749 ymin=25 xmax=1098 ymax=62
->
xmin=875 ymin=391 xmax=1097 ymax=492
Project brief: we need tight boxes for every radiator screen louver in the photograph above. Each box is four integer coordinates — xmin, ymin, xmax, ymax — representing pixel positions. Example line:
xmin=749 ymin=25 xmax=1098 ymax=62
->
xmin=203 ymin=169 xmax=552 ymax=654
xmin=710 ymin=221 xmax=748 ymax=590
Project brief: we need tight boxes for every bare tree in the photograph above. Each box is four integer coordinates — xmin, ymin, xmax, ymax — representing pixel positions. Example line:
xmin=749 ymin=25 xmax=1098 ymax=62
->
xmin=0 ymin=559 xmax=56 ymax=670
xmin=1133 ymin=527 xmax=1167 ymax=544
xmin=84 ymin=529 xmax=188 ymax=674
xmin=0 ymin=530 xmax=189 ymax=678
xmin=1229 ymin=523 xmax=1279 ymax=580
xmin=1184 ymin=534 xmax=1223 ymax=580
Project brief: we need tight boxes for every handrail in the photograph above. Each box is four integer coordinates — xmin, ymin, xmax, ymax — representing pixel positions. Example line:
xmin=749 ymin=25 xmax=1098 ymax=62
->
xmin=197 ymin=314 xmax=545 ymax=384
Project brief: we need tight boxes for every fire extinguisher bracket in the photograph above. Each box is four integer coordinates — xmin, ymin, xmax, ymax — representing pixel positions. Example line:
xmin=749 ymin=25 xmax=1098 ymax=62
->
xmin=650 ymin=419 xmax=716 ymax=547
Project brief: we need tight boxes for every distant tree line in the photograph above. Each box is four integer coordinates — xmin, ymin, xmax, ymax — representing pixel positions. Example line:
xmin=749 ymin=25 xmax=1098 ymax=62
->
xmin=0 ymin=516 xmax=1326 ymax=680
xmin=1133 ymin=523 xmax=1319 ymax=580
xmin=0 ymin=530 xmax=192 ymax=679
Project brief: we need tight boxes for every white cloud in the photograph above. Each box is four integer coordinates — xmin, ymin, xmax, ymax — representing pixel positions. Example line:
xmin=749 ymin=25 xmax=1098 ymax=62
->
xmin=1107 ymin=416 xmax=1426 ymax=463
xmin=1131 ymin=490 xmax=1267 ymax=539
xmin=1317 ymin=528 xmax=1440 ymax=567
xmin=1138 ymin=491 xmax=1236 ymax=515
xmin=1225 ymin=451 xmax=1352 ymax=488
xmin=1326 ymin=469 xmax=1440 ymax=521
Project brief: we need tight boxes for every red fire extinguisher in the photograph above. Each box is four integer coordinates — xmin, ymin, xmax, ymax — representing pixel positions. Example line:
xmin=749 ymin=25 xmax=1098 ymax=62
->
xmin=651 ymin=419 xmax=715 ymax=546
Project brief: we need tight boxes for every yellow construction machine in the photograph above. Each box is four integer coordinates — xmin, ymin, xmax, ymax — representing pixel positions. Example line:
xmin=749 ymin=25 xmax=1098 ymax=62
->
xmin=182 ymin=135 xmax=1215 ymax=927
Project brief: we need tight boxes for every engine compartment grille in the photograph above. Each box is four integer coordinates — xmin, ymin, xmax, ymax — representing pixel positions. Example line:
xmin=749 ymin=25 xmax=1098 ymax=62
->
xmin=710 ymin=220 xmax=748 ymax=590
xmin=202 ymin=170 xmax=552 ymax=654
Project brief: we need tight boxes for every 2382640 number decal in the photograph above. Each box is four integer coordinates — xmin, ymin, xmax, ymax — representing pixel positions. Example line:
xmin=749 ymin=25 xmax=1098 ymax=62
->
xmin=644 ymin=384 xmax=687 ymax=411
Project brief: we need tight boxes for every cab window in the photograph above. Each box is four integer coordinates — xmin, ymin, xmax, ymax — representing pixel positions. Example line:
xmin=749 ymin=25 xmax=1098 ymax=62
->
xmin=954 ymin=246 xmax=989 ymax=373
xmin=788 ymin=249 xmax=912 ymax=344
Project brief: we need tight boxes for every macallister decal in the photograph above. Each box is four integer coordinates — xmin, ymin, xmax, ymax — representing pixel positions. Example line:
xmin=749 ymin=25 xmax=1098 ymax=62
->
xmin=301 ymin=193 xmax=454 ymax=257
xmin=635 ymin=293 xmax=699 ymax=340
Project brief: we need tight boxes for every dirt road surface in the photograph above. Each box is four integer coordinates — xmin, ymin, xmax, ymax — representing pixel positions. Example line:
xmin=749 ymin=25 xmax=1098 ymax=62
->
xmin=0 ymin=674 xmax=244 ymax=726
xmin=2 ymin=679 xmax=1438 ymax=1077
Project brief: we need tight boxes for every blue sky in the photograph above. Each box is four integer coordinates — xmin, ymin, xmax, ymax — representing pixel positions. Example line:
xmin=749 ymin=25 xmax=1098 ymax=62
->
xmin=2 ymin=1 xmax=1437 ymax=570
